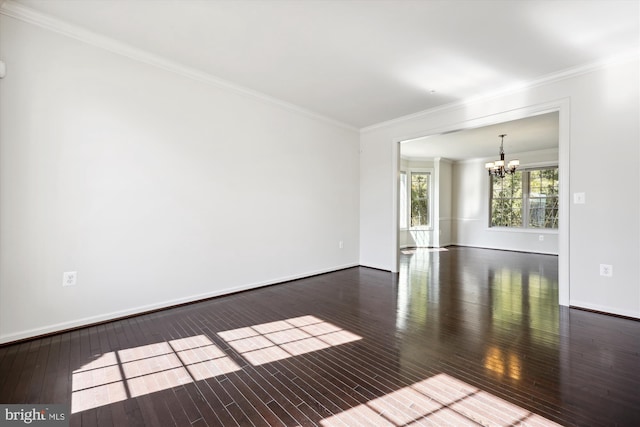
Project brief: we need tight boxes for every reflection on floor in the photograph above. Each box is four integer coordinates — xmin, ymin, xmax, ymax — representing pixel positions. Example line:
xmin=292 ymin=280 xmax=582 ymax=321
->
xmin=1 ymin=246 xmax=638 ymax=426
xmin=397 ymin=246 xmax=559 ymax=351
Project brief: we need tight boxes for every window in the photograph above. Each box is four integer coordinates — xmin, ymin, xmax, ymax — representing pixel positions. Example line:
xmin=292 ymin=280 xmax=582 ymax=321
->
xmin=528 ymin=168 xmax=559 ymax=228
xmin=400 ymin=170 xmax=432 ymax=229
xmin=491 ymin=172 xmax=523 ymax=227
xmin=490 ymin=167 xmax=558 ymax=229
xmin=411 ymin=172 xmax=430 ymax=227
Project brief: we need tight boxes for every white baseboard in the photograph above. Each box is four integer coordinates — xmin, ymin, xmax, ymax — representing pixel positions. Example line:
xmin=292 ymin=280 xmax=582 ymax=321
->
xmin=0 ymin=263 xmax=359 ymax=344
xmin=450 ymin=243 xmax=558 ymax=256
xmin=569 ymin=300 xmax=639 ymax=319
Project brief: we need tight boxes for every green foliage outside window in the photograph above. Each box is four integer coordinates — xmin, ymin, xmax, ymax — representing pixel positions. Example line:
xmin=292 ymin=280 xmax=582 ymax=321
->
xmin=491 ymin=172 xmax=523 ymax=227
xmin=528 ymin=168 xmax=559 ymax=228
xmin=411 ymin=173 xmax=430 ymax=227
xmin=491 ymin=167 xmax=558 ymax=229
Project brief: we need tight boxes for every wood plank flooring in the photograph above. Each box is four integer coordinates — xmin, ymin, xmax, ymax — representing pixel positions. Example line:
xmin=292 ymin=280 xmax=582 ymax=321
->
xmin=1 ymin=246 xmax=639 ymax=426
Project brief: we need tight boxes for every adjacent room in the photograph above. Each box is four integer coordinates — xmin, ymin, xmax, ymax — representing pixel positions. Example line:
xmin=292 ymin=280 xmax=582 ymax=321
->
xmin=0 ymin=0 xmax=638 ymax=426
xmin=398 ymin=112 xmax=560 ymax=254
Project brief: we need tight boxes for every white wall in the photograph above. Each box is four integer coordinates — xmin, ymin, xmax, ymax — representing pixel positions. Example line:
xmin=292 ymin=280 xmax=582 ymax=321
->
xmin=360 ymin=57 xmax=639 ymax=319
xmin=452 ymin=149 xmax=559 ymax=254
xmin=0 ymin=15 xmax=360 ymax=343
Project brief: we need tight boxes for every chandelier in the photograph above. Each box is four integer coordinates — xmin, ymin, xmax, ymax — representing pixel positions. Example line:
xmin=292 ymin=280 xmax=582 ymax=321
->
xmin=485 ymin=134 xmax=519 ymax=178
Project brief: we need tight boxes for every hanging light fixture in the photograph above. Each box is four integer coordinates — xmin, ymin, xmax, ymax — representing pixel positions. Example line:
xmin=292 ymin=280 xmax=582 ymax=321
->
xmin=485 ymin=134 xmax=519 ymax=178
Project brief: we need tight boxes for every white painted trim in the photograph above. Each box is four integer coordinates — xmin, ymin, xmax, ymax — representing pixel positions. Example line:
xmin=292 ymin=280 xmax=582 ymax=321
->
xmin=402 ymin=167 xmax=435 ymax=233
xmin=570 ymin=300 xmax=639 ymax=320
xmin=0 ymin=263 xmax=358 ymax=344
xmin=0 ymin=0 xmax=357 ymax=133
xmin=486 ymin=227 xmax=559 ymax=235
xmin=516 ymin=161 xmax=559 ymax=170
xmin=457 ymin=149 xmax=559 ymax=166
xmin=394 ymin=105 xmax=563 ymax=148
xmin=433 ymin=160 xmax=441 ymax=248
xmin=437 ymin=158 xmax=454 ymax=164
xmin=557 ymin=99 xmax=570 ymax=307
xmin=391 ymin=99 xmax=570 ymax=306
xmin=391 ymin=141 xmax=401 ymax=273
xmin=450 ymin=244 xmax=559 ymax=256
xmin=362 ymin=51 xmax=639 ymax=134
xmin=2 ymin=0 xmax=634 ymax=135
xmin=450 ymin=158 xmax=485 ymax=165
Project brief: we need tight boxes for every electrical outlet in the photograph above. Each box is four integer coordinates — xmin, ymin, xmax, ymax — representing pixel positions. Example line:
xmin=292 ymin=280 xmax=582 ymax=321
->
xmin=539 ymin=235 xmax=544 ymax=241
xmin=599 ymin=264 xmax=613 ymax=277
xmin=573 ymin=192 xmax=586 ymax=204
xmin=339 ymin=241 xmax=344 ymax=249
xmin=63 ymin=271 xmax=77 ymax=287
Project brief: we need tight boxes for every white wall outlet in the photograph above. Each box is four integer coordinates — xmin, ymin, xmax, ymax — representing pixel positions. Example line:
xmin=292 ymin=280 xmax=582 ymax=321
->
xmin=599 ymin=264 xmax=613 ymax=277
xmin=63 ymin=271 xmax=77 ymax=287
xmin=573 ymin=192 xmax=586 ymax=204
xmin=339 ymin=240 xmax=344 ymax=249
xmin=539 ymin=235 xmax=544 ymax=241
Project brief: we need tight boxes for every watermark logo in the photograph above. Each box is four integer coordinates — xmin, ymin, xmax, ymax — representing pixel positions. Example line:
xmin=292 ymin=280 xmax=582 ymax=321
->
xmin=0 ymin=405 xmax=68 ymax=426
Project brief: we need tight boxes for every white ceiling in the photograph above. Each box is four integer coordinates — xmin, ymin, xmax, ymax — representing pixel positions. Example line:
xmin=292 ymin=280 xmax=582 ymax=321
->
xmin=8 ymin=0 xmax=640 ymax=129
xmin=401 ymin=111 xmax=559 ymax=161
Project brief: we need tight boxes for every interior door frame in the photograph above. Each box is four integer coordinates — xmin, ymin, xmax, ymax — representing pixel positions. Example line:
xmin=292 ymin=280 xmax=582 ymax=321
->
xmin=391 ymin=99 xmax=570 ymax=307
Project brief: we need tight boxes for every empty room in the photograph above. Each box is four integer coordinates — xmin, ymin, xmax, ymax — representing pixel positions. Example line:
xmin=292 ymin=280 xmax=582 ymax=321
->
xmin=0 ymin=0 xmax=638 ymax=426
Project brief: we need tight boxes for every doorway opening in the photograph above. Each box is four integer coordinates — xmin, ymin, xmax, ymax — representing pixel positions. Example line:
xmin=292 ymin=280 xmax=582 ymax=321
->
xmin=392 ymin=101 xmax=569 ymax=306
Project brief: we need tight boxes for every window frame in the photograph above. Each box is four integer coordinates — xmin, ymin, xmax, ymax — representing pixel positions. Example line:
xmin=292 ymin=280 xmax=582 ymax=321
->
xmin=399 ymin=171 xmax=408 ymax=230
xmin=400 ymin=168 xmax=434 ymax=231
xmin=488 ymin=165 xmax=559 ymax=231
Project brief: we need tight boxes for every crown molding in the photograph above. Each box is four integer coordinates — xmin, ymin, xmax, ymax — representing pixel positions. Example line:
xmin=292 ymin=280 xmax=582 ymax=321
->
xmin=2 ymin=0 xmax=636 ymax=135
xmin=0 ymin=0 xmax=358 ymax=132
xmin=361 ymin=50 xmax=639 ymax=134
xmin=453 ymin=147 xmax=559 ymax=165
xmin=402 ymin=147 xmax=559 ymax=165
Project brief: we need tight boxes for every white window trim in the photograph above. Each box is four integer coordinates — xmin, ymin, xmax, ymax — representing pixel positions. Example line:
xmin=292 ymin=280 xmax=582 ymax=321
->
xmin=400 ymin=168 xmax=434 ymax=231
xmin=399 ymin=171 xmax=408 ymax=230
xmin=488 ymin=164 xmax=559 ymax=230
xmin=487 ymin=227 xmax=559 ymax=234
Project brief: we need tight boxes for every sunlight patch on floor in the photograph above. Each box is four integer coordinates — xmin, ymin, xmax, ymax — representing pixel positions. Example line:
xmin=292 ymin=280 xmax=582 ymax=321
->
xmin=217 ymin=315 xmax=361 ymax=366
xmin=320 ymin=373 xmax=560 ymax=427
xmin=71 ymin=315 xmax=361 ymax=414
xmin=71 ymin=334 xmax=239 ymax=413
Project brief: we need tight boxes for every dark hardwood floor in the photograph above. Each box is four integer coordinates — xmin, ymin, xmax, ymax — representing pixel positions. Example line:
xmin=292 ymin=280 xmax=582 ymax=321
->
xmin=1 ymin=246 xmax=639 ymax=426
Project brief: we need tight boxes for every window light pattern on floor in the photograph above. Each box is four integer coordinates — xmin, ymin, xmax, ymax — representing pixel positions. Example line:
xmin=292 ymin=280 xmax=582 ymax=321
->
xmin=71 ymin=335 xmax=240 ymax=413
xmin=71 ymin=316 xmax=361 ymax=414
xmin=321 ymin=373 xmax=560 ymax=427
xmin=217 ymin=315 xmax=362 ymax=366
xmin=70 ymin=319 xmax=559 ymax=425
